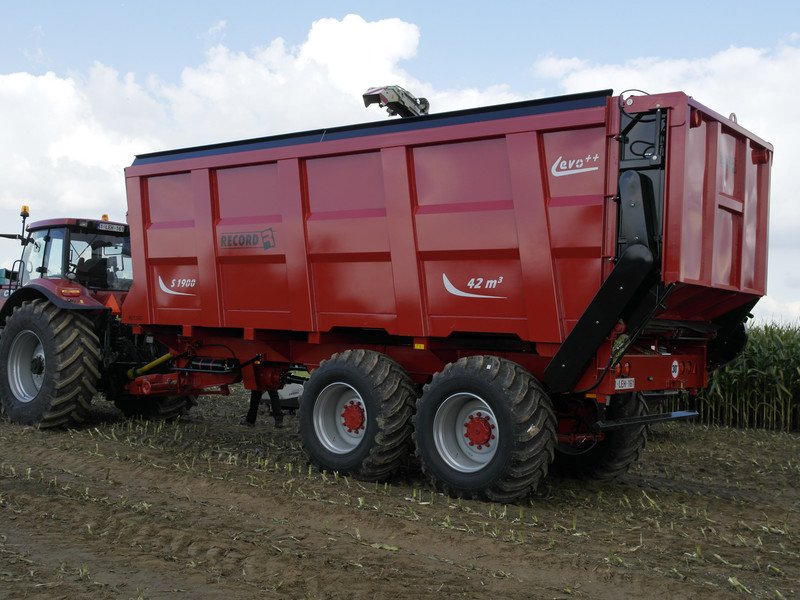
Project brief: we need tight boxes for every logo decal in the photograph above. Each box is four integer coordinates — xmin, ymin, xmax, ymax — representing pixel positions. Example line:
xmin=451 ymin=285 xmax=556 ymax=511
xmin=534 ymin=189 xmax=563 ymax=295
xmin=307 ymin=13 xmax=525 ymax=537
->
xmin=442 ymin=273 xmax=506 ymax=299
xmin=551 ymin=153 xmax=600 ymax=177
xmin=219 ymin=228 xmax=276 ymax=250
xmin=158 ymin=276 xmax=196 ymax=297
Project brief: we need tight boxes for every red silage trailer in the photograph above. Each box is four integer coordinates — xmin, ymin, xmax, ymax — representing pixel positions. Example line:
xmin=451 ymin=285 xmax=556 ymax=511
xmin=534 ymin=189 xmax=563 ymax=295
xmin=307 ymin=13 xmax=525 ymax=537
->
xmin=1 ymin=88 xmax=769 ymax=501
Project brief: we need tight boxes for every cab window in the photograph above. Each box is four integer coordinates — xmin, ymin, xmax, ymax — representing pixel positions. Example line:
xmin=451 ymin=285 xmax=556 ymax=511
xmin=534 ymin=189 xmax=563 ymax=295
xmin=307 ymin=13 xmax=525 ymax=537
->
xmin=20 ymin=229 xmax=65 ymax=284
xmin=69 ymin=231 xmax=133 ymax=291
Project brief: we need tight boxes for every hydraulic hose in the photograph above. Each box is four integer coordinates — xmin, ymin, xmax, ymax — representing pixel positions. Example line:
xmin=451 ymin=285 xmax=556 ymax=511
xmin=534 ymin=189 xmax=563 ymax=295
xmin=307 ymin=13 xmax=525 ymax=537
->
xmin=127 ymin=352 xmax=174 ymax=380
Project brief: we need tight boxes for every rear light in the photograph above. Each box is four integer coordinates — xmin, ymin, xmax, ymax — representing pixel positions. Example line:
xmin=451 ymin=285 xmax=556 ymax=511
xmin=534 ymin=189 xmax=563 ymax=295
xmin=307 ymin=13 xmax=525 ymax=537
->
xmin=621 ymin=362 xmax=631 ymax=377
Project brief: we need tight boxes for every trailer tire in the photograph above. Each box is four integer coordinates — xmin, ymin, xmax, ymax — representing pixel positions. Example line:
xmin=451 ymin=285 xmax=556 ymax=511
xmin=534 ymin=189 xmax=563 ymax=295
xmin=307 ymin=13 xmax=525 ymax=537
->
xmin=554 ymin=392 xmax=647 ymax=480
xmin=299 ymin=350 xmax=415 ymax=481
xmin=114 ymin=395 xmax=196 ymax=420
xmin=414 ymin=356 xmax=556 ymax=502
xmin=0 ymin=299 xmax=100 ymax=428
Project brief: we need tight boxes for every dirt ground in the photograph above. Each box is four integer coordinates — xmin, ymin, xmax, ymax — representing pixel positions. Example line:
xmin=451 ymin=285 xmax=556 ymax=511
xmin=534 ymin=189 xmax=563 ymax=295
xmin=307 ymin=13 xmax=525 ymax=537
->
xmin=1 ymin=387 xmax=797 ymax=600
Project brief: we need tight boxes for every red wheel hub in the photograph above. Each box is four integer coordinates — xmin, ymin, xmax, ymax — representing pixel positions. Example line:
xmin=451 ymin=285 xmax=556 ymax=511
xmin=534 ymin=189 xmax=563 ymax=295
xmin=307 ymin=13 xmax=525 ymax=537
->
xmin=463 ymin=412 xmax=495 ymax=449
xmin=341 ymin=400 xmax=365 ymax=433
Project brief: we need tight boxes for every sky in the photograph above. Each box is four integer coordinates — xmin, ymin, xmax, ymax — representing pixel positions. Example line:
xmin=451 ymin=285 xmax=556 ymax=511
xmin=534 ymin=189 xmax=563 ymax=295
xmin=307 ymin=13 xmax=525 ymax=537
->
xmin=0 ymin=0 xmax=798 ymax=322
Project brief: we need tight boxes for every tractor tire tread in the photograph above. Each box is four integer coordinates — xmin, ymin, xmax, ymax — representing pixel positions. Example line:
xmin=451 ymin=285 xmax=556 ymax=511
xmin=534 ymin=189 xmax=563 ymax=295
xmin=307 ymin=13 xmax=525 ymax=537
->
xmin=0 ymin=299 xmax=101 ymax=428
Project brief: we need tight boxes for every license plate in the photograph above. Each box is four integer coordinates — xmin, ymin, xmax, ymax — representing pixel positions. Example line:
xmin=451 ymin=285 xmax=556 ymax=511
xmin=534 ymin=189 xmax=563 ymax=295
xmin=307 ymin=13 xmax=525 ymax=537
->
xmin=614 ymin=377 xmax=635 ymax=391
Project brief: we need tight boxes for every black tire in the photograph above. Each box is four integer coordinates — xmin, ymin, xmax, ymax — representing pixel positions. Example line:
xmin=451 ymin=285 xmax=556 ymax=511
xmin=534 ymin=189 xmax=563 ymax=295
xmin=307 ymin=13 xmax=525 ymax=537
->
xmin=553 ymin=392 xmax=647 ymax=480
xmin=0 ymin=299 xmax=100 ymax=428
xmin=114 ymin=394 xmax=196 ymax=420
xmin=413 ymin=356 xmax=556 ymax=502
xmin=298 ymin=349 xmax=416 ymax=481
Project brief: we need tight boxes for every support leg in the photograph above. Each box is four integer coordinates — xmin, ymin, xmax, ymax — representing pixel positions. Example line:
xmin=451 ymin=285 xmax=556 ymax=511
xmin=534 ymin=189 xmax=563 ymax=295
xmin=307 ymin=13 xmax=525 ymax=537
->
xmin=268 ymin=389 xmax=284 ymax=428
xmin=243 ymin=389 xmax=261 ymax=426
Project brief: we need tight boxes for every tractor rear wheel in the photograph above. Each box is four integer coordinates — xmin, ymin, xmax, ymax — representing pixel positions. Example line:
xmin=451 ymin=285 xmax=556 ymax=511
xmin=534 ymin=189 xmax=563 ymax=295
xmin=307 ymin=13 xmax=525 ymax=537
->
xmin=0 ymin=299 xmax=100 ymax=428
xmin=414 ymin=356 xmax=556 ymax=502
xmin=299 ymin=349 xmax=416 ymax=481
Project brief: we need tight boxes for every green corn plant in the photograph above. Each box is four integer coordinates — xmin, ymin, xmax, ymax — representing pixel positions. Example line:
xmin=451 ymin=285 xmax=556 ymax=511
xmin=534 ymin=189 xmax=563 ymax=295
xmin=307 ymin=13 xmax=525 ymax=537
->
xmin=698 ymin=322 xmax=800 ymax=431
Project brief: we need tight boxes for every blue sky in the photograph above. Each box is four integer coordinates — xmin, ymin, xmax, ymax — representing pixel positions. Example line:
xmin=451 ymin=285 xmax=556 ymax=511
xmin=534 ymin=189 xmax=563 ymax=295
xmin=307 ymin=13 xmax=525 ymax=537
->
xmin=1 ymin=1 xmax=799 ymax=320
xmin=3 ymin=1 xmax=797 ymax=93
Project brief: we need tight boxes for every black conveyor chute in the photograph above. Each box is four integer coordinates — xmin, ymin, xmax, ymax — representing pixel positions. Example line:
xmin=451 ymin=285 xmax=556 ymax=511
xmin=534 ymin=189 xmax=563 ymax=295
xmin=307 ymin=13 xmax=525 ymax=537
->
xmin=545 ymin=171 xmax=658 ymax=393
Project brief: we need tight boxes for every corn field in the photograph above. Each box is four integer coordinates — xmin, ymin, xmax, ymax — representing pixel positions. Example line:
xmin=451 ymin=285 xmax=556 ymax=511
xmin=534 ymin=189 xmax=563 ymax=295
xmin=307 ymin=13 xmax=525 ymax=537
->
xmin=692 ymin=322 xmax=800 ymax=431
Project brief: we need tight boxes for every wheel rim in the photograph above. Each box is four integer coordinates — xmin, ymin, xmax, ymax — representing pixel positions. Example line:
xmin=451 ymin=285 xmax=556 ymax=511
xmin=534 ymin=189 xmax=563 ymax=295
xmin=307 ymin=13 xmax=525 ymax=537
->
xmin=7 ymin=329 xmax=46 ymax=403
xmin=433 ymin=392 xmax=499 ymax=473
xmin=312 ymin=381 xmax=367 ymax=454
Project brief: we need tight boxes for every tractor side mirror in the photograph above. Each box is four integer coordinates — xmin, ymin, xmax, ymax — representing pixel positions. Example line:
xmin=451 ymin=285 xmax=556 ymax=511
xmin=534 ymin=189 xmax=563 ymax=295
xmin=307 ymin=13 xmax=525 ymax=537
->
xmin=0 ymin=267 xmax=18 ymax=285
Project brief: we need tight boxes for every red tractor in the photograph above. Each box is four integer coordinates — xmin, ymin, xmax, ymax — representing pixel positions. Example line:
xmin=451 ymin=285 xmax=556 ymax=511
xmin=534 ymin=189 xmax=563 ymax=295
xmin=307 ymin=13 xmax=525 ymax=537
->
xmin=0 ymin=210 xmax=195 ymax=425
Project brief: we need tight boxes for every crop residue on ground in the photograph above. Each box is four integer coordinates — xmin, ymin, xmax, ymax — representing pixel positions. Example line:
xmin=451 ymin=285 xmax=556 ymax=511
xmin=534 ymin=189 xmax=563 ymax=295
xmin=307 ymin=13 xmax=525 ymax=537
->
xmin=1 ymin=387 xmax=798 ymax=599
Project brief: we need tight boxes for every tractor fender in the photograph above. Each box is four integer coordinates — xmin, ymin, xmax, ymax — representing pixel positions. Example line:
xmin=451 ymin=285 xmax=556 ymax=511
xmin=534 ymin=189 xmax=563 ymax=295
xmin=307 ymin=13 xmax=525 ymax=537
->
xmin=0 ymin=280 xmax=107 ymax=326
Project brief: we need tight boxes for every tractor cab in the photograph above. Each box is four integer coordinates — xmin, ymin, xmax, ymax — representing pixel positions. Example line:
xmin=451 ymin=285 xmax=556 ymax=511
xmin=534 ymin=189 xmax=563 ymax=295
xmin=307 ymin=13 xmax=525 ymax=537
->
xmin=1 ymin=207 xmax=132 ymax=295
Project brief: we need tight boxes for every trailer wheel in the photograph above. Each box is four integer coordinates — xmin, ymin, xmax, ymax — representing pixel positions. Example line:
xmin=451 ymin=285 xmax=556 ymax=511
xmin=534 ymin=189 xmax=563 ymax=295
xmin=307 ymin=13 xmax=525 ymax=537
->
xmin=554 ymin=392 xmax=647 ymax=480
xmin=299 ymin=350 xmax=415 ymax=481
xmin=114 ymin=395 xmax=196 ymax=420
xmin=0 ymin=299 xmax=100 ymax=428
xmin=414 ymin=356 xmax=556 ymax=502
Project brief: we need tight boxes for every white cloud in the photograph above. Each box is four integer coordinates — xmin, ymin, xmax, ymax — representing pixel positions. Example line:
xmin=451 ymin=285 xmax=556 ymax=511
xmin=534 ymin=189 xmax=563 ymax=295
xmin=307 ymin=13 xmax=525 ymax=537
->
xmin=299 ymin=14 xmax=419 ymax=95
xmin=0 ymin=68 xmax=157 ymax=222
xmin=532 ymin=42 xmax=800 ymax=323
xmin=533 ymin=55 xmax=588 ymax=79
xmin=151 ymin=14 xmax=511 ymax=145
xmin=0 ymin=14 xmax=514 ymax=265
xmin=753 ymin=295 xmax=800 ymax=325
